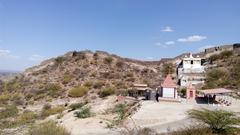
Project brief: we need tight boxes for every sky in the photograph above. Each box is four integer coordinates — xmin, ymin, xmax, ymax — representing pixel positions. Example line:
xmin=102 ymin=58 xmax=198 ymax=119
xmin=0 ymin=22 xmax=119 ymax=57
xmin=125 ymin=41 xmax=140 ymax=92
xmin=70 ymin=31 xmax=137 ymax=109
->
xmin=0 ymin=0 xmax=239 ymax=71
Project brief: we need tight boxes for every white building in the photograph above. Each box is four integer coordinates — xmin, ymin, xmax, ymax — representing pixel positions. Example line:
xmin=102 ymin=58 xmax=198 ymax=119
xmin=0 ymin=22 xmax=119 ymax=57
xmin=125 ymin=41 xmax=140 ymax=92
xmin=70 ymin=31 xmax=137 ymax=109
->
xmin=177 ymin=54 xmax=205 ymax=87
xmin=160 ymin=74 xmax=178 ymax=99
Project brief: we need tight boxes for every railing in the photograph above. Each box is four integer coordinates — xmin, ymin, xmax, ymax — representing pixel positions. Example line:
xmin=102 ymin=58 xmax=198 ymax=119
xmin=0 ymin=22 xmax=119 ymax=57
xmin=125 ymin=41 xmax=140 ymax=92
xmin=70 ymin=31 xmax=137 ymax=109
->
xmin=178 ymin=68 xmax=205 ymax=74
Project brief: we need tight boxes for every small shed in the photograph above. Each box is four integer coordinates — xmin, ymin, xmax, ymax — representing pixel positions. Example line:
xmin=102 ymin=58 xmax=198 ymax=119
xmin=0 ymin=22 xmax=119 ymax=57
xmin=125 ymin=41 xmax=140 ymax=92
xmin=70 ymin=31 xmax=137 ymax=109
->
xmin=198 ymin=88 xmax=233 ymax=104
xmin=161 ymin=74 xmax=178 ymax=99
xmin=198 ymin=88 xmax=233 ymax=95
xmin=128 ymin=84 xmax=151 ymax=98
xmin=186 ymin=83 xmax=196 ymax=99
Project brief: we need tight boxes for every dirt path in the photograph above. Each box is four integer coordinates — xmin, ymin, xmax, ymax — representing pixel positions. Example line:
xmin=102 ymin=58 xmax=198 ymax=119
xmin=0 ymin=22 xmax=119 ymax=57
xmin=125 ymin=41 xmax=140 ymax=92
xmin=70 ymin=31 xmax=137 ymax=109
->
xmin=149 ymin=118 xmax=194 ymax=133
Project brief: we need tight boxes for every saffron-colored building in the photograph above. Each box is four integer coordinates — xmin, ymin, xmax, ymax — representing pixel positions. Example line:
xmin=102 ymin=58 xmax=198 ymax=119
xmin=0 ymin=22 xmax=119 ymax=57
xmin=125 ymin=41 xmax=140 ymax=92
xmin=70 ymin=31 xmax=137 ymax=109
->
xmin=186 ymin=83 xmax=196 ymax=99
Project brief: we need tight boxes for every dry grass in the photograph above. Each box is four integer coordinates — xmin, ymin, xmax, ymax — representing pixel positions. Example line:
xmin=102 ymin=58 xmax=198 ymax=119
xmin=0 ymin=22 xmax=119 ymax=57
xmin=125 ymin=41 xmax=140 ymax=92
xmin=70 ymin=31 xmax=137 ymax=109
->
xmin=98 ymin=86 xmax=115 ymax=98
xmin=41 ymin=104 xmax=65 ymax=118
xmin=28 ymin=121 xmax=70 ymax=135
xmin=68 ymin=86 xmax=89 ymax=97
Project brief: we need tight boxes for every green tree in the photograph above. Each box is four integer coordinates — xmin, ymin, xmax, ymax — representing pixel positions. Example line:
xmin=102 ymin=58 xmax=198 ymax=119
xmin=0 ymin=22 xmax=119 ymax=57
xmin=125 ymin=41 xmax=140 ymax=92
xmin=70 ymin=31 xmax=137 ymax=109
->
xmin=188 ymin=109 xmax=240 ymax=134
xmin=162 ymin=63 xmax=175 ymax=77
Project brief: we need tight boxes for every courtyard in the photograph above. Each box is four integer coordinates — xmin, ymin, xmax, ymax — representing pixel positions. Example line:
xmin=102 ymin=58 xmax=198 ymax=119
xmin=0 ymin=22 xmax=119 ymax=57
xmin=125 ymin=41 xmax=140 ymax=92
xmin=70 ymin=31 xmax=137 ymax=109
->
xmin=126 ymin=96 xmax=240 ymax=134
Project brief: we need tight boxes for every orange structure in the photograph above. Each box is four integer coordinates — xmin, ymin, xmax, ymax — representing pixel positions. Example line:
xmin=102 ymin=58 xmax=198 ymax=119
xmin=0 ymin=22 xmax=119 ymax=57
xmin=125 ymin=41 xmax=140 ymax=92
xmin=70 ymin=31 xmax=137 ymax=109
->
xmin=186 ymin=83 xmax=196 ymax=99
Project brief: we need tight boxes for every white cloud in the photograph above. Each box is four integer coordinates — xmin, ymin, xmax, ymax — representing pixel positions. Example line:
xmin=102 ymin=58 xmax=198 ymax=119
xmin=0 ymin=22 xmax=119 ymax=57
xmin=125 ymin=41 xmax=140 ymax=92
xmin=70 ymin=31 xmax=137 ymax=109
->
xmin=165 ymin=41 xmax=175 ymax=45
xmin=0 ymin=49 xmax=20 ymax=59
xmin=146 ymin=57 xmax=154 ymax=60
xmin=155 ymin=42 xmax=162 ymax=46
xmin=198 ymin=45 xmax=214 ymax=51
xmin=162 ymin=26 xmax=174 ymax=32
xmin=177 ymin=35 xmax=207 ymax=42
xmin=29 ymin=54 xmax=45 ymax=62
xmin=155 ymin=41 xmax=175 ymax=48
xmin=0 ymin=49 xmax=10 ymax=56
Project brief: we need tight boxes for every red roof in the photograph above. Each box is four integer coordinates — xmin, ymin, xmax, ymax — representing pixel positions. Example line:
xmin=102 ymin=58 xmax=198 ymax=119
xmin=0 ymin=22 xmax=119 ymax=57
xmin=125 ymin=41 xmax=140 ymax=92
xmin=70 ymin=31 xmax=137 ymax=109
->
xmin=161 ymin=74 xmax=177 ymax=88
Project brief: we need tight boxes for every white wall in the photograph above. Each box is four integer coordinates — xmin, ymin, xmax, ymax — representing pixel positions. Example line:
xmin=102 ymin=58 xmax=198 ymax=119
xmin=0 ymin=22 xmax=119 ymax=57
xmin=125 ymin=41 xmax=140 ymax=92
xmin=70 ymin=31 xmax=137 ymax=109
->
xmin=162 ymin=88 xmax=175 ymax=98
xmin=183 ymin=60 xmax=202 ymax=69
xmin=180 ymin=79 xmax=205 ymax=87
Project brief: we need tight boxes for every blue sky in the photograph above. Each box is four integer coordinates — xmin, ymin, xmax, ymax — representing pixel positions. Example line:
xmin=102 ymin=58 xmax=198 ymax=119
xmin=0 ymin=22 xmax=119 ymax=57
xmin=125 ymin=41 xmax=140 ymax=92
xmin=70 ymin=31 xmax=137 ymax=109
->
xmin=0 ymin=0 xmax=239 ymax=71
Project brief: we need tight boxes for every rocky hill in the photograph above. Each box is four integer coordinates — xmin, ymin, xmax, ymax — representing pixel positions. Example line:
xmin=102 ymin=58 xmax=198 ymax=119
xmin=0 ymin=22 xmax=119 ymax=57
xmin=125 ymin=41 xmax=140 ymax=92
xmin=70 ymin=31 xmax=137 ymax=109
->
xmin=0 ymin=50 xmax=174 ymax=103
xmin=24 ymin=50 xmax=165 ymax=86
xmin=0 ymin=45 xmax=237 ymax=101
xmin=0 ymin=44 xmax=239 ymax=135
xmin=1 ymin=43 xmax=239 ymax=102
xmin=203 ymin=48 xmax=240 ymax=91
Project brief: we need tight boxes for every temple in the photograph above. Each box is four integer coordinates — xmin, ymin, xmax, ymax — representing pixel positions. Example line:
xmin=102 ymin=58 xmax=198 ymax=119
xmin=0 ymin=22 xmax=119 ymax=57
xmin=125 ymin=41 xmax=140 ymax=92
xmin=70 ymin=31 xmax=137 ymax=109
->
xmin=160 ymin=74 xmax=178 ymax=99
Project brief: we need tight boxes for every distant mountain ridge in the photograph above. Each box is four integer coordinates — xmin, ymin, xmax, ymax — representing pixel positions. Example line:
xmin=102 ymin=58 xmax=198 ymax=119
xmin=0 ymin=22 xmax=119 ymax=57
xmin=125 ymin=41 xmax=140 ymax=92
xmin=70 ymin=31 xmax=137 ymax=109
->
xmin=0 ymin=70 xmax=19 ymax=81
xmin=0 ymin=70 xmax=20 ymax=74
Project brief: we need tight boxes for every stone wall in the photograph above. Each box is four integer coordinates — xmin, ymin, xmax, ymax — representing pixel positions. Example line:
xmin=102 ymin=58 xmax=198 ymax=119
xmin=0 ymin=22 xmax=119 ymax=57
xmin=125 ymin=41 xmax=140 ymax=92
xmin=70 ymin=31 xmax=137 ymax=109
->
xmin=204 ymin=44 xmax=233 ymax=57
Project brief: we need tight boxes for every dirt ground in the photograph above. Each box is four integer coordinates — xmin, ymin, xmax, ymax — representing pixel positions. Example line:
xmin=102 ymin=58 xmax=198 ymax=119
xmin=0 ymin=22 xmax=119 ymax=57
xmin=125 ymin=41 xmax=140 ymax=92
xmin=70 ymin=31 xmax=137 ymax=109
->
xmin=55 ymin=96 xmax=240 ymax=135
xmin=127 ymin=96 xmax=240 ymax=134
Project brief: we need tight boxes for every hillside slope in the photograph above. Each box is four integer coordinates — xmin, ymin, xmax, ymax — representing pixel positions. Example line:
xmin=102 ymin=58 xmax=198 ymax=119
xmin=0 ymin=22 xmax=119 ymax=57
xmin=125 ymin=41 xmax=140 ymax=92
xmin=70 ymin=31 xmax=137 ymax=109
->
xmin=1 ymin=44 xmax=239 ymax=103
xmin=203 ymin=49 xmax=240 ymax=92
xmin=0 ymin=50 xmax=171 ymax=103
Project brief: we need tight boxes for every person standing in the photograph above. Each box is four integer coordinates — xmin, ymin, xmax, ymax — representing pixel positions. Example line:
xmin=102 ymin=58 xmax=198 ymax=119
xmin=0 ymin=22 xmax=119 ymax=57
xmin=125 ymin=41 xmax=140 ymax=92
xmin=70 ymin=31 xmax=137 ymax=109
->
xmin=156 ymin=91 xmax=160 ymax=102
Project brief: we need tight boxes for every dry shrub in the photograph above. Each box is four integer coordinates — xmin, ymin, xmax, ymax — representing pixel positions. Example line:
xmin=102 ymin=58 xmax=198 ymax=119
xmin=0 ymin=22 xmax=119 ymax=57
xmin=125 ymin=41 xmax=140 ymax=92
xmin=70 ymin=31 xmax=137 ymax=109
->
xmin=28 ymin=121 xmax=70 ymax=135
xmin=41 ymin=104 xmax=65 ymax=118
xmin=68 ymin=86 xmax=88 ymax=97
xmin=83 ymin=81 xmax=93 ymax=88
xmin=93 ymin=81 xmax=105 ymax=89
xmin=98 ymin=86 xmax=115 ymax=98
xmin=62 ymin=72 xmax=73 ymax=84
xmin=169 ymin=126 xmax=215 ymax=135
xmin=74 ymin=106 xmax=92 ymax=119
xmin=0 ymin=105 xmax=18 ymax=119
xmin=0 ymin=92 xmax=11 ymax=105
xmin=69 ymin=102 xmax=86 ymax=111
xmin=104 ymin=56 xmax=113 ymax=64
xmin=18 ymin=110 xmax=37 ymax=124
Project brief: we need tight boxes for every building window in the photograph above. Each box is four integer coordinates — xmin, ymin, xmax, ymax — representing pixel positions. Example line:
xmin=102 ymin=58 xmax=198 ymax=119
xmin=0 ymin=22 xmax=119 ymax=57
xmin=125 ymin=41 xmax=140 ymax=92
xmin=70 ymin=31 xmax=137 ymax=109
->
xmin=191 ymin=60 xmax=193 ymax=64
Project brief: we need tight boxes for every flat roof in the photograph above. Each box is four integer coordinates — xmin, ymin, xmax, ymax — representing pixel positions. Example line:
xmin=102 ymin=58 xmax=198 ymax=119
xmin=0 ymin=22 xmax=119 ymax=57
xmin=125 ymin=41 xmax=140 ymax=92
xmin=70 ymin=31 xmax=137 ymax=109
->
xmin=183 ymin=58 xmax=201 ymax=61
xmin=131 ymin=87 xmax=152 ymax=91
xmin=133 ymin=84 xmax=148 ymax=87
xmin=198 ymin=88 xmax=233 ymax=95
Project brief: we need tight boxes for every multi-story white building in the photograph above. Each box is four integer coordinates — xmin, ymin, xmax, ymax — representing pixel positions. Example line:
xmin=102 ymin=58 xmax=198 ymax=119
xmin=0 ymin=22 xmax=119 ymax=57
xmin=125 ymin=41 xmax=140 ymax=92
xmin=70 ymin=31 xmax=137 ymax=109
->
xmin=177 ymin=54 xmax=205 ymax=87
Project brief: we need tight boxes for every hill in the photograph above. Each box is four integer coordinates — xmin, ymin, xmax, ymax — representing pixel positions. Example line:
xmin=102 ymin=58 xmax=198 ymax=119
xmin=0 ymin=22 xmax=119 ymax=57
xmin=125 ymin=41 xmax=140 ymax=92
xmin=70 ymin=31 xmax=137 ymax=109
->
xmin=1 ymin=43 xmax=240 ymax=103
xmin=203 ymin=48 xmax=240 ymax=92
xmin=0 ymin=44 xmax=240 ymax=135
xmin=0 ymin=50 xmax=173 ymax=104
